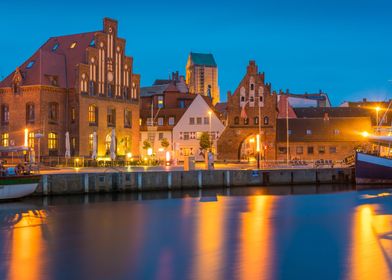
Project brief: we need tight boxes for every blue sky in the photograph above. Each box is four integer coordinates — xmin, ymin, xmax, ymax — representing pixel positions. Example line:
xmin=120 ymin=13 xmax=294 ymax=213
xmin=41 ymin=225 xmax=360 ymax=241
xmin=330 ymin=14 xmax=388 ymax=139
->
xmin=1 ymin=0 xmax=392 ymax=105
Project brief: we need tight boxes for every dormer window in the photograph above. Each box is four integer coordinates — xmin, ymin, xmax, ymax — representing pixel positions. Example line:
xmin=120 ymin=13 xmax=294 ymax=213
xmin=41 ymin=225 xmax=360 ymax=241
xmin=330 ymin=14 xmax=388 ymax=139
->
xmin=26 ymin=61 xmax=35 ymax=69
xmin=70 ymin=42 xmax=77 ymax=49
xmin=52 ymin=43 xmax=59 ymax=51
xmin=89 ymin=39 xmax=95 ymax=47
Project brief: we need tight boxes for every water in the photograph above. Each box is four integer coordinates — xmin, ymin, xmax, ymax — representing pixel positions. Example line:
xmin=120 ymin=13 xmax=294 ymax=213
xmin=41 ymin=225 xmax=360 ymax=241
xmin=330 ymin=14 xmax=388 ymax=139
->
xmin=1 ymin=185 xmax=392 ymax=280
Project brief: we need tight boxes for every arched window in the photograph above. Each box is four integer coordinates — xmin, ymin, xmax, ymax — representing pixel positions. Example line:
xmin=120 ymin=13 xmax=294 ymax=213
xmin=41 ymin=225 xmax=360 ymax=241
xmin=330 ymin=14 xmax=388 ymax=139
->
xmin=234 ymin=116 xmax=239 ymax=125
xmin=264 ymin=116 xmax=269 ymax=125
xmin=254 ymin=116 xmax=259 ymax=125
xmin=88 ymin=105 xmax=98 ymax=125
xmin=26 ymin=103 xmax=35 ymax=124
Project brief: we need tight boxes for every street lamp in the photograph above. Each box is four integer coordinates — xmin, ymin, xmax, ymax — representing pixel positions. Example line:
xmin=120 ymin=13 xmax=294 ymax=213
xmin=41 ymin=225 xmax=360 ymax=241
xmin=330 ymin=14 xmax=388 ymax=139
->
xmin=375 ymin=106 xmax=381 ymax=132
xmin=256 ymin=134 xmax=260 ymax=169
xmin=208 ymin=111 xmax=212 ymax=151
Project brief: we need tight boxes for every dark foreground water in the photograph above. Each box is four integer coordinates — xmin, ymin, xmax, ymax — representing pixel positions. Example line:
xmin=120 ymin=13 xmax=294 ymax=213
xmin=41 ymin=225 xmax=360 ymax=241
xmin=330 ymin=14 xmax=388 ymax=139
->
xmin=1 ymin=185 xmax=392 ymax=280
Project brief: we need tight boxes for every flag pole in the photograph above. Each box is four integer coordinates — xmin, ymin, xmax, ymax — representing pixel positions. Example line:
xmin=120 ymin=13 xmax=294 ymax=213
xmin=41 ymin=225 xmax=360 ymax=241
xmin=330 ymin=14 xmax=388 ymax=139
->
xmin=286 ymin=96 xmax=289 ymax=164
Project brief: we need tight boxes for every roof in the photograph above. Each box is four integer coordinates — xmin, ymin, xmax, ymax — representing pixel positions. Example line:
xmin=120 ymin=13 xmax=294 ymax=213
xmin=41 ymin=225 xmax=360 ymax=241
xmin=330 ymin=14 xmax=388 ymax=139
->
xmin=276 ymin=117 xmax=372 ymax=142
xmin=140 ymin=84 xmax=169 ymax=97
xmin=277 ymin=95 xmax=297 ymax=119
xmin=189 ymin=52 xmax=217 ymax=67
xmin=293 ymin=107 xmax=370 ymax=118
xmin=0 ymin=31 xmax=97 ymax=89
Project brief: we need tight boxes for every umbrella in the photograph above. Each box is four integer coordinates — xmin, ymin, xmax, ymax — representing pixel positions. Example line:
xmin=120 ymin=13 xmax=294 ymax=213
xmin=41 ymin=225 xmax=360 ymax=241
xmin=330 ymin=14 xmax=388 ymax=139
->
xmin=110 ymin=129 xmax=116 ymax=161
xmin=92 ymin=131 xmax=97 ymax=160
xmin=65 ymin=131 xmax=71 ymax=158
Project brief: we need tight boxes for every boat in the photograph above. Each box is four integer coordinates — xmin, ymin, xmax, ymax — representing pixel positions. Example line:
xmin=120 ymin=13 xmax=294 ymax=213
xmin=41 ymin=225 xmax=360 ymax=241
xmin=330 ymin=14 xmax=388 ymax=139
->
xmin=0 ymin=175 xmax=41 ymax=200
xmin=0 ymin=146 xmax=41 ymax=200
xmin=356 ymin=135 xmax=392 ymax=184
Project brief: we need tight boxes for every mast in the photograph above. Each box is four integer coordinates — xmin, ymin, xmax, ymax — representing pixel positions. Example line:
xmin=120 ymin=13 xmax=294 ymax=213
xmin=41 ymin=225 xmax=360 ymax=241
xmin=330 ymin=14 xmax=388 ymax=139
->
xmin=286 ymin=96 xmax=289 ymax=164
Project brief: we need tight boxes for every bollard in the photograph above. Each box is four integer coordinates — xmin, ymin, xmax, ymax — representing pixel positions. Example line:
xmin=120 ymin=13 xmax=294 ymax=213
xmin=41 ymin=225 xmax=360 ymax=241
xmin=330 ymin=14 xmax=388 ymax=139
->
xmin=225 ymin=170 xmax=230 ymax=187
xmin=137 ymin=172 xmax=142 ymax=191
xmin=198 ymin=171 xmax=202 ymax=189
xmin=84 ymin=174 xmax=89 ymax=193
xmin=42 ymin=175 xmax=48 ymax=196
xmin=167 ymin=172 xmax=172 ymax=190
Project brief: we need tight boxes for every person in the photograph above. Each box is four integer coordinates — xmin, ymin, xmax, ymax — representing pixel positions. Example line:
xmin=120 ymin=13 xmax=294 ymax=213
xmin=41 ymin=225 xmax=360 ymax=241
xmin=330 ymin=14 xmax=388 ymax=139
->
xmin=15 ymin=163 xmax=25 ymax=175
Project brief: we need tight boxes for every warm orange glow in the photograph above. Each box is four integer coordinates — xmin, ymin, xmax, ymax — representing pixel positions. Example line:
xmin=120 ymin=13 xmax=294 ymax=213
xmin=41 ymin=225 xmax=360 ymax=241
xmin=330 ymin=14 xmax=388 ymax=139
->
xmin=9 ymin=210 xmax=47 ymax=280
xmin=24 ymin=128 xmax=28 ymax=147
xmin=376 ymin=106 xmax=381 ymax=112
xmin=249 ymin=138 xmax=255 ymax=143
xmin=361 ymin=131 xmax=369 ymax=138
xmin=346 ymin=205 xmax=392 ymax=279
xmin=256 ymin=134 xmax=260 ymax=152
xmin=237 ymin=195 xmax=276 ymax=279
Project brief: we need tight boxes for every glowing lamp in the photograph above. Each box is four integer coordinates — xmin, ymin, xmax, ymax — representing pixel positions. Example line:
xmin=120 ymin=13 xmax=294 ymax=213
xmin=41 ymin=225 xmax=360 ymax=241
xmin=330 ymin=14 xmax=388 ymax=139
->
xmin=126 ymin=152 xmax=132 ymax=159
xmin=249 ymin=138 xmax=255 ymax=143
xmin=24 ymin=128 xmax=28 ymax=147
xmin=256 ymin=134 xmax=260 ymax=152
xmin=147 ymin=148 xmax=153 ymax=156
xmin=158 ymin=148 xmax=164 ymax=152
xmin=165 ymin=151 xmax=171 ymax=162
xmin=361 ymin=131 xmax=369 ymax=138
xmin=376 ymin=106 xmax=381 ymax=112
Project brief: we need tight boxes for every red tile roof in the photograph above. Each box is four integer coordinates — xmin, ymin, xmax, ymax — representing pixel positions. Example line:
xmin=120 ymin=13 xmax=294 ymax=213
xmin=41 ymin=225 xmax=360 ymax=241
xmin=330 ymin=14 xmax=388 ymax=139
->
xmin=0 ymin=31 xmax=97 ymax=89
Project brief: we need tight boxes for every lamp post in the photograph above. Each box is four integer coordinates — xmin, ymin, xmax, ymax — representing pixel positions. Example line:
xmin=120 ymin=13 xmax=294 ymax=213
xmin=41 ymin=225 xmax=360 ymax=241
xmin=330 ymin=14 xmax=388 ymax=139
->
xmin=376 ymin=106 xmax=381 ymax=133
xmin=208 ymin=111 xmax=212 ymax=152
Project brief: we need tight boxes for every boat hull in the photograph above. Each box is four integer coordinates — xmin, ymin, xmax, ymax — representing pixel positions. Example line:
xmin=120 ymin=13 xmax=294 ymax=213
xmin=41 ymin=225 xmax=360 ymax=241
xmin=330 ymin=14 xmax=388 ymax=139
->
xmin=0 ymin=176 xmax=40 ymax=200
xmin=356 ymin=152 xmax=392 ymax=184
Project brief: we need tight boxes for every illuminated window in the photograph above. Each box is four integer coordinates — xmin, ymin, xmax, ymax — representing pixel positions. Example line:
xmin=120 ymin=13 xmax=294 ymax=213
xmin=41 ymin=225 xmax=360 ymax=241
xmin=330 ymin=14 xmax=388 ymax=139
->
xmin=71 ymin=107 xmax=76 ymax=123
xmin=263 ymin=116 xmax=269 ymax=125
xmin=28 ymin=132 xmax=35 ymax=148
xmin=306 ymin=129 xmax=312 ymax=135
xmin=26 ymin=61 xmax=35 ymax=69
xmin=244 ymin=118 xmax=249 ymax=125
xmin=48 ymin=132 xmax=58 ymax=150
xmin=52 ymin=43 xmax=59 ymax=51
xmin=157 ymin=117 xmax=163 ymax=126
xmin=88 ymin=105 xmax=97 ymax=125
xmin=254 ymin=116 xmax=259 ymax=125
xmin=70 ymin=42 xmax=77 ymax=49
xmin=318 ymin=146 xmax=325 ymax=154
xmin=157 ymin=96 xmax=164 ymax=109
xmin=1 ymin=133 xmax=9 ymax=147
xmin=124 ymin=109 xmax=132 ymax=128
xmin=89 ymin=133 xmax=94 ymax=152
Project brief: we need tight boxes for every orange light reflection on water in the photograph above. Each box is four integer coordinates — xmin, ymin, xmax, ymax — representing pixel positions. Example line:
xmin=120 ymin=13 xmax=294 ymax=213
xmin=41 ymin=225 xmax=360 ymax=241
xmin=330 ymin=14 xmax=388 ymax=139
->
xmin=237 ymin=195 xmax=276 ymax=280
xmin=346 ymin=205 xmax=392 ymax=279
xmin=8 ymin=210 xmax=47 ymax=280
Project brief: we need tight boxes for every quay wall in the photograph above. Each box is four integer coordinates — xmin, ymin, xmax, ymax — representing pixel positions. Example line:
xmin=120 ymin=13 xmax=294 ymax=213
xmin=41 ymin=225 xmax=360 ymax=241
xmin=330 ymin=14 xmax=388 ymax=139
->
xmin=34 ymin=167 xmax=355 ymax=196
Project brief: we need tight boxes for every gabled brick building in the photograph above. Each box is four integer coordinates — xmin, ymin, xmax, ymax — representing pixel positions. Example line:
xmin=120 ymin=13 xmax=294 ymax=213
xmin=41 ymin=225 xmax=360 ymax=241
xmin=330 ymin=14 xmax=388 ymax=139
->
xmin=217 ymin=61 xmax=278 ymax=161
xmin=0 ymin=18 xmax=140 ymax=159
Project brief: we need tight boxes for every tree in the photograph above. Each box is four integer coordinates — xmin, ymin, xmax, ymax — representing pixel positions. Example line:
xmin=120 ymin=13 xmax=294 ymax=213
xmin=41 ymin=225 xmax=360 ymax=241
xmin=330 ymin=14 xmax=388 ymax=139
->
xmin=142 ymin=140 xmax=151 ymax=150
xmin=160 ymin=138 xmax=170 ymax=149
xmin=199 ymin=132 xmax=211 ymax=157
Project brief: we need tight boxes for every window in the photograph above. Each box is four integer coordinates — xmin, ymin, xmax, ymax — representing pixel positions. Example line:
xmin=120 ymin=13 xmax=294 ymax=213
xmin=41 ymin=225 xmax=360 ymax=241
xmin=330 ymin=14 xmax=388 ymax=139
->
xmin=263 ymin=116 xmax=269 ymax=125
xmin=157 ymin=96 xmax=164 ymax=109
xmin=240 ymin=96 xmax=245 ymax=102
xmin=25 ymin=103 xmax=35 ymax=124
xmin=204 ymin=117 xmax=209 ymax=125
xmin=189 ymin=117 xmax=195 ymax=125
xmin=71 ymin=137 xmax=76 ymax=152
xmin=296 ymin=146 xmax=303 ymax=154
xmin=333 ymin=129 xmax=340 ymax=135
xmin=329 ymin=146 xmax=337 ymax=153
xmin=244 ymin=118 xmax=249 ymax=125
xmin=107 ymin=108 xmax=116 ymax=127
xmin=250 ymin=84 xmax=254 ymax=91
xmin=48 ymin=102 xmax=59 ymax=123
xmin=28 ymin=132 xmax=34 ymax=148
xmin=107 ymin=84 xmax=113 ymax=97
xmin=159 ymin=133 xmax=164 ymax=140
xmin=26 ymin=61 xmax=35 ymax=69
xmin=148 ymin=133 xmax=155 ymax=142
xmin=1 ymin=104 xmax=9 ymax=125
xmin=254 ymin=117 xmax=259 ymax=125
xmin=146 ymin=118 xmax=154 ymax=126
xmin=234 ymin=117 xmax=239 ymax=125
xmin=197 ymin=117 xmax=202 ymax=125
xmin=278 ymin=147 xmax=287 ymax=154
xmin=184 ymin=132 xmax=190 ymax=140
xmin=89 ymin=81 xmax=95 ymax=95
xmin=52 ymin=43 xmax=59 ymax=51
xmin=318 ymin=146 xmax=325 ymax=154
xmin=124 ymin=109 xmax=132 ymax=128
xmin=307 ymin=146 xmax=314 ymax=154
xmin=71 ymin=107 xmax=76 ymax=123
xmin=88 ymin=105 xmax=98 ymax=125
xmin=48 ymin=132 xmax=58 ymax=150
xmin=178 ymin=100 xmax=185 ymax=108
xmin=89 ymin=39 xmax=95 ymax=47
xmin=250 ymin=96 xmax=254 ymax=103
xmin=306 ymin=129 xmax=312 ymax=135
xmin=70 ymin=42 xmax=77 ymax=49
xmin=288 ymin=129 xmax=292 ymax=135
xmin=157 ymin=117 xmax=164 ymax=126
xmin=168 ymin=117 xmax=175 ymax=126
xmin=89 ymin=134 xmax=94 ymax=153
xmin=1 ymin=133 xmax=9 ymax=147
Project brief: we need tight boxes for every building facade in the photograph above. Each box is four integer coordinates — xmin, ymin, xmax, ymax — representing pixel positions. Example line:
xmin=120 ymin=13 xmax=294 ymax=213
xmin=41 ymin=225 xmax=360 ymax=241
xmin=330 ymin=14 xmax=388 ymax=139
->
xmin=0 ymin=18 xmax=140 ymax=159
xmin=186 ymin=52 xmax=220 ymax=105
xmin=217 ymin=61 xmax=278 ymax=161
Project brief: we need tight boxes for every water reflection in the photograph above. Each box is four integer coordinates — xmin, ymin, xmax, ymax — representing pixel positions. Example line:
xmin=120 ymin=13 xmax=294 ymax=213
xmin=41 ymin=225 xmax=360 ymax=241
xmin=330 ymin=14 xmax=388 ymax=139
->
xmin=0 ymin=186 xmax=392 ymax=280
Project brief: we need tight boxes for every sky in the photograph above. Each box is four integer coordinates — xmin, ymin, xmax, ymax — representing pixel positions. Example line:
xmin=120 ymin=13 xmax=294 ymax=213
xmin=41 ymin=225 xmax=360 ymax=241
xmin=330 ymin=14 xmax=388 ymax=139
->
xmin=1 ymin=0 xmax=392 ymax=105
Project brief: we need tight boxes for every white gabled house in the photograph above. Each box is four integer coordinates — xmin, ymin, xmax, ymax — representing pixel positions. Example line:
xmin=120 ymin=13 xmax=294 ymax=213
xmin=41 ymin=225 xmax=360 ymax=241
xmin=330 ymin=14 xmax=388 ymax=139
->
xmin=173 ymin=94 xmax=225 ymax=161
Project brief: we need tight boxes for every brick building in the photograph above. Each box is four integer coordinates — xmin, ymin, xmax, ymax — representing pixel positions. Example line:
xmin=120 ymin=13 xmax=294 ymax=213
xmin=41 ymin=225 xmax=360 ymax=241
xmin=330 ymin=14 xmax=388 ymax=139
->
xmin=0 ymin=18 xmax=140 ymax=159
xmin=217 ymin=61 xmax=278 ymax=161
xmin=186 ymin=52 xmax=220 ymax=105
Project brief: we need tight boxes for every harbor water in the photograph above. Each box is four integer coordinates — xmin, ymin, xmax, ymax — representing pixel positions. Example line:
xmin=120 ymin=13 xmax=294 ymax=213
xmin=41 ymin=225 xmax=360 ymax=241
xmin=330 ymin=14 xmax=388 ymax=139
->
xmin=0 ymin=185 xmax=392 ymax=280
